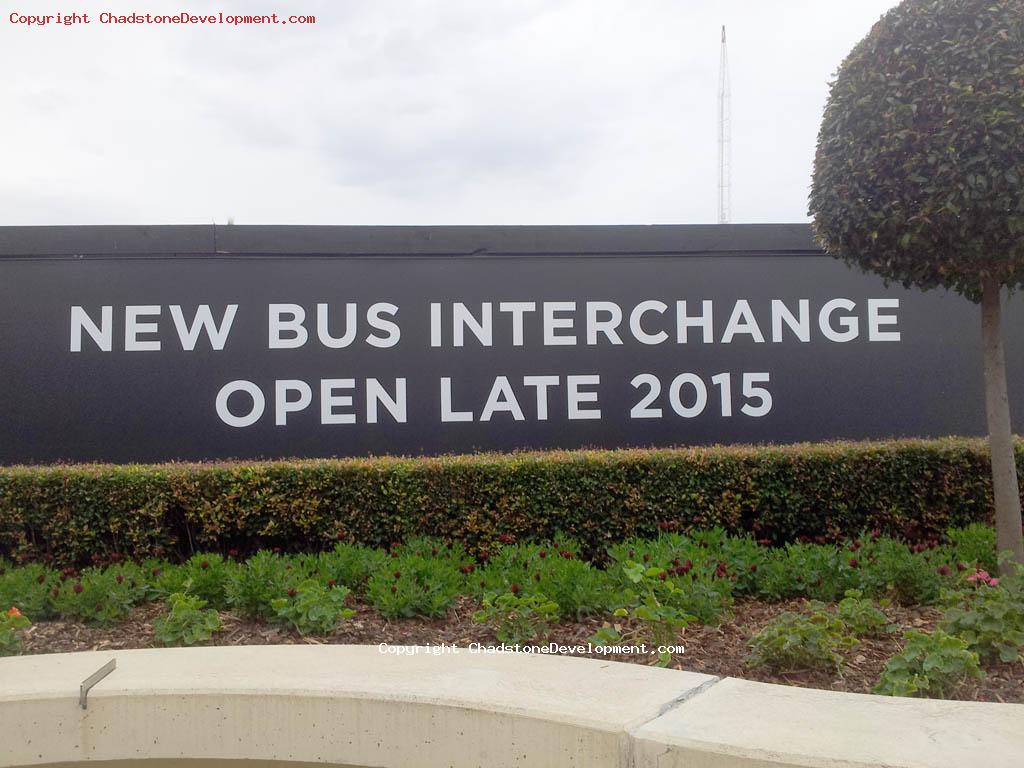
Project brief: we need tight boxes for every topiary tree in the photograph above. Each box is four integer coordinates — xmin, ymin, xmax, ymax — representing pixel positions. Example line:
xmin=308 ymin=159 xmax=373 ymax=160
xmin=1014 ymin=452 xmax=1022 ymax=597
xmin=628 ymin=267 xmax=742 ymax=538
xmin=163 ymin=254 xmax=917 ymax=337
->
xmin=809 ymin=0 xmax=1024 ymax=571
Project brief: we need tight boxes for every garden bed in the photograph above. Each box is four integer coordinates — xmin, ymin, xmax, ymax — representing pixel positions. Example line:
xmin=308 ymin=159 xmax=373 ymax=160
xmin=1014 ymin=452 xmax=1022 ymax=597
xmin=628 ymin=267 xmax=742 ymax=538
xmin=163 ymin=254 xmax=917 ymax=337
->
xmin=4 ymin=525 xmax=1022 ymax=703
xmin=9 ymin=594 xmax=1022 ymax=703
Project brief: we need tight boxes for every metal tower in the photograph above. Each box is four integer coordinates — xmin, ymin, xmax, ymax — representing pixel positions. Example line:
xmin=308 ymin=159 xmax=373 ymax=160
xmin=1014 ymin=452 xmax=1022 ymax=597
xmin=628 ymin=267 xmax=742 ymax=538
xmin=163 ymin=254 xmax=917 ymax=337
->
xmin=717 ymin=25 xmax=732 ymax=224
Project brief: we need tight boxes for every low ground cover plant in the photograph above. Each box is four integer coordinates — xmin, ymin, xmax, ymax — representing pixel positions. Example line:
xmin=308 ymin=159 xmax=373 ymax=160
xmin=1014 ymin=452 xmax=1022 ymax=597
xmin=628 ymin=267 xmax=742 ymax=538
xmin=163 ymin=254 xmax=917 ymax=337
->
xmin=873 ymin=630 xmax=984 ymax=698
xmin=591 ymin=560 xmax=695 ymax=667
xmin=835 ymin=590 xmax=889 ymax=638
xmin=153 ymin=593 xmax=223 ymax=646
xmin=940 ymin=565 xmax=1024 ymax=662
xmin=746 ymin=605 xmax=857 ymax=673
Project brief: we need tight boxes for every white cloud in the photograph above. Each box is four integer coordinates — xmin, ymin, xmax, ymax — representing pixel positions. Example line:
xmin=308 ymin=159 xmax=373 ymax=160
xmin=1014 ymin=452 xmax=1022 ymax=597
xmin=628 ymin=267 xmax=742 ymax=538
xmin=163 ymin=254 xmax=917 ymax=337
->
xmin=0 ymin=0 xmax=897 ymax=225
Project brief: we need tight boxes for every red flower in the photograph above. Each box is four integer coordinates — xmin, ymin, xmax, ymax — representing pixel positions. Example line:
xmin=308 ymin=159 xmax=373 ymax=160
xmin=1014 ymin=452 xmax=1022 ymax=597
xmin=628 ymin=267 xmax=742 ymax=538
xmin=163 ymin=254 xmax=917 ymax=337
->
xmin=498 ymin=534 xmax=514 ymax=544
xmin=749 ymin=564 xmax=758 ymax=573
xmin=94 ymin=602 xmax=103 ymax=612
xmin=937 ymin=565 xmax=951 ymax=577
xmin=6 ymin=606 xmax=21 ymax=618
xmin=657 ymin=571 xmax=667 ymax=581
xmin=510 ymin=583 xmax=520 ymax=595
xmin=956 ymin=562 xmax=967 ymax=572
xmin=286 ymin=587 xmax=297 ymax=598
xmin=390 ymin=552 xmax=399 ymax=558
xmin=671 ymin=559 xmax=681 ymax=567
xmin=152 ymin=568 xmax=162 ymax=578
xmin=73 ymin=583 xmax=84 ymax=594
xmin=643 ymin=553 xmax=651 ymax=563
xmin=115 ymin=575 xmax=124 ymax=584
xmin=393 ymin=571 xmax=402 ymax=579
xmin=36 ymin=573 xmax=46 ymax=584
xmin=538 ymin=550 xmax=547 ymax=559
xmin=200 ymin=560 xmax=210 ymax=570
xmin=848 ymin=558 xmax=859 ymax=568
xmin=390 ymin=585 xmax=397 ymax=593
xmin=966 ymin=569 xmax=999 ymax=587
xmin=757 ymin=538 xmax=772 ymax=547
xmin=966 ymin=569 xmax=989 ymax=583
xmin=326 ymin=579 xmax=337 ymax=588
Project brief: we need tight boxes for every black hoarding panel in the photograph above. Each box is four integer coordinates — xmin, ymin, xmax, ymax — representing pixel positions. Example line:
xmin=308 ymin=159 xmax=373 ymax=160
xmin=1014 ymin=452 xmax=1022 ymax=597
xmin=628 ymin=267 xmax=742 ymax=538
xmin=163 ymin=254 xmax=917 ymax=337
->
xmin=0 ymin=225 xmax=1019 ymax=464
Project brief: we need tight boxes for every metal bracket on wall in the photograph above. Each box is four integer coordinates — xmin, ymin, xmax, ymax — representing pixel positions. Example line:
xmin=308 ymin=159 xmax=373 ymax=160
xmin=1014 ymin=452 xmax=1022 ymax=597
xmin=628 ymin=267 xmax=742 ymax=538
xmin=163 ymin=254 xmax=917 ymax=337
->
xmin=79 ymin=658 xmax=116 ymax=710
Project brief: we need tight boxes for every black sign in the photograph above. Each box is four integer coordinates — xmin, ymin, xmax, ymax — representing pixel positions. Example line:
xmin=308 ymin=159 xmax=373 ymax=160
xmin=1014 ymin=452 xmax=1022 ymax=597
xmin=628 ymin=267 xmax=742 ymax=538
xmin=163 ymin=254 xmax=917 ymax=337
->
xmin=1 ymin=224 xmax=1020 ymax=464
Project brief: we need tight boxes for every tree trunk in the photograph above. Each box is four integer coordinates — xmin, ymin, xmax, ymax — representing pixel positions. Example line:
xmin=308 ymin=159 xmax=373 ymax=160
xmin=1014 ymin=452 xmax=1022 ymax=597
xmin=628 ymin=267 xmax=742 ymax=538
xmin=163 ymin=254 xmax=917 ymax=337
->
xmin=981 ymin=275 xmax=1024 ymax=573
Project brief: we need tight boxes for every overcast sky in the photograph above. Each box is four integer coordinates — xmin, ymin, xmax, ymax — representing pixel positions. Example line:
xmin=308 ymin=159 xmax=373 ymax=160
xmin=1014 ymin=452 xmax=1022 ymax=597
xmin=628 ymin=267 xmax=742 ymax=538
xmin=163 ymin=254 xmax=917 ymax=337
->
xmin=1 ymin=0 xmax=898 ymax=226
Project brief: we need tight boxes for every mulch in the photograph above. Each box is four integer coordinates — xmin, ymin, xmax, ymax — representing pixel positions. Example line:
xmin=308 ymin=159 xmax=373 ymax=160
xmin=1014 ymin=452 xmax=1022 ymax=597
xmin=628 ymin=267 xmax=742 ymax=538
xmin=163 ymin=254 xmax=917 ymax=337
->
xmin=16 ymin=596 xmax=1024 ymax=704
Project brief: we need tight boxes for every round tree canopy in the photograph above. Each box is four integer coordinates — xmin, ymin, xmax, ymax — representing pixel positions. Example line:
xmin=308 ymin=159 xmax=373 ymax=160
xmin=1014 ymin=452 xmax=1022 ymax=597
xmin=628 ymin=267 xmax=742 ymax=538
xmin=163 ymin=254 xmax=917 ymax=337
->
xmin=809 ymin=0 xmax=1024 ymax=301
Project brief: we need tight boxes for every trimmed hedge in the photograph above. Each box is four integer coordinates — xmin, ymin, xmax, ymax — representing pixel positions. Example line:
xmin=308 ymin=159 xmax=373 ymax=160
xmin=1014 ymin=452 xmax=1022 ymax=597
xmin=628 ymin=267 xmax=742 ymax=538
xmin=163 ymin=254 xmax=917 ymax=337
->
xmin=0 ymin=438 xmax=1015 ymax=565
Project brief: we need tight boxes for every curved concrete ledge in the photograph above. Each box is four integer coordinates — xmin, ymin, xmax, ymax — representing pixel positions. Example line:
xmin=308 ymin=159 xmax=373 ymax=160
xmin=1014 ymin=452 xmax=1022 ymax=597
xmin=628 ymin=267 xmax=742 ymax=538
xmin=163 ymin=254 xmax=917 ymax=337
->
xmin=0 ymin=646 xmax=1020 ymax=768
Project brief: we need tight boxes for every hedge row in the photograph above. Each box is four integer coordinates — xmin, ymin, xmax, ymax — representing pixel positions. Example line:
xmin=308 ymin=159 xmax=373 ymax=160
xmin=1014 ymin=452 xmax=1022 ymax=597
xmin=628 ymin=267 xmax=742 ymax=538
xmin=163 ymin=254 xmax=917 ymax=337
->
xmin=0 ymin=438 xmax=1015 ymax=565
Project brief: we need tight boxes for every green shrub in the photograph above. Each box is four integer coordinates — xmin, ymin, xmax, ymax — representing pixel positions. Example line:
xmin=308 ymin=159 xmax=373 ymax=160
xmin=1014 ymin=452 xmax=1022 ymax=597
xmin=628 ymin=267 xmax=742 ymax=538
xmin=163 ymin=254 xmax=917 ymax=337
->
xmin=0 ymin=438 xmax=1011 ymax=563
xmin=0 ymin=563 xmax=60 ymax=620
xmin=476 ymin=540 xmax=618 ymax=620
xmin=756 ymin=543 xmax=858 ymax=602
xmin=271 ymin=580 xmax=354 ymax=635
xmin=847 ymin=537 xmax=946 ymax=605
xmin=318 ymin=544 xmax=388 ymax=593
xmin=153 ymin=593 xmax=223 ymax=646
xmin=225 ymin=551 xmax=294 ymax=620
xmin=473 ymin=591 xmax=559 ymax=644
xmin=367 ymin=552 xmax=464 ymax=619
xmin=53 ymin=565 xmax=145 ymax=625
xmin=747 ymin=605 xmax=857 ymax=672
xmin=176 ymin=554 xmax=233 ymax=609
xmin=945 ymin=524 xmax=998 ymax=573
xmin=1 ymin=607 xmax=31 ymax=656
xmin=874 ymin=630 xmax=983 ymax=698
xmin=664 ymin=575 xmax=733 ymax=626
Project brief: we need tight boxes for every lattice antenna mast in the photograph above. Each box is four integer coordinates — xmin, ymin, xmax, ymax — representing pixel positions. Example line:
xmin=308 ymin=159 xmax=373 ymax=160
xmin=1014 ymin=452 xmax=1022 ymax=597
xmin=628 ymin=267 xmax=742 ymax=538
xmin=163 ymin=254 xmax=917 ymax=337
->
xmin=717 ymin=25 xmax=732 ymax=224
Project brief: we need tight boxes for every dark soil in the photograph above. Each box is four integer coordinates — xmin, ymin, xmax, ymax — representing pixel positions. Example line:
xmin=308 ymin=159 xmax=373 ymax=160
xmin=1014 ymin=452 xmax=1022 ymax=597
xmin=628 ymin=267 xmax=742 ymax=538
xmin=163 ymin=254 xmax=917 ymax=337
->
xmin=16 ymin=596 xmax=1024 ymax=703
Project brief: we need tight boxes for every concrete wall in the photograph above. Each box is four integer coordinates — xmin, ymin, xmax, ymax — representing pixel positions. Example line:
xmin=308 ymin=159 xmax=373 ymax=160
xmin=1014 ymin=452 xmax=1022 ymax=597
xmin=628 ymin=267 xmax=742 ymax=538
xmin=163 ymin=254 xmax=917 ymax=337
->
xmin=1 ymin=646 xmax=1020 ymax=768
